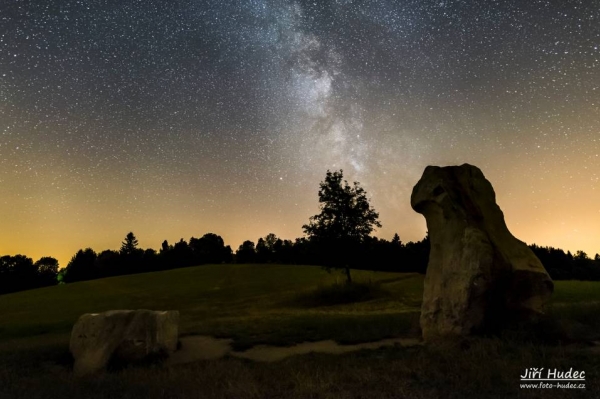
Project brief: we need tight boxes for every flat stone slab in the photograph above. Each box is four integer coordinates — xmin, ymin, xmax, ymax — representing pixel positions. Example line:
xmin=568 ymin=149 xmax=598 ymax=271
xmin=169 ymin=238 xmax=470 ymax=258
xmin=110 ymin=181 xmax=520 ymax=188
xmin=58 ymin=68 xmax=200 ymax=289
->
xmin=70 ymin=309 xmax=179 ymax=375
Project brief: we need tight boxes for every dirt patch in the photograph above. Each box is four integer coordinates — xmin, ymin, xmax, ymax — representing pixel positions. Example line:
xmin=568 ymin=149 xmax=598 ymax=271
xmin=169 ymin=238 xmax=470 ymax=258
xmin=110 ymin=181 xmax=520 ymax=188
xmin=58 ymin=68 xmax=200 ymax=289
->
xmin=168 ymin=336 xmax=233 ymax=365
xmin=232 ymin=337 xmax=421 ymax=362
xmin=168 ymin=335 xmax=421 ymax=365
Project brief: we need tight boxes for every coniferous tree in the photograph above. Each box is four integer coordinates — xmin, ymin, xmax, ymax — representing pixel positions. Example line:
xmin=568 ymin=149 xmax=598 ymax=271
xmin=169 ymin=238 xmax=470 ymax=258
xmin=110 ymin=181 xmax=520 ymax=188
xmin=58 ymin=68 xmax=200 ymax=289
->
xmin=120 ymin=232 xmax=139 ymax=256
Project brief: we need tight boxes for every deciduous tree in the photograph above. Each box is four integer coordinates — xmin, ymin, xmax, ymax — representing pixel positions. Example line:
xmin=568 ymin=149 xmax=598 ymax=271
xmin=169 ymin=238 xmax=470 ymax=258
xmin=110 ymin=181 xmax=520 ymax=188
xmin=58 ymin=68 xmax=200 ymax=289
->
xmin=303 ymin=170 xmax=381 ymax=283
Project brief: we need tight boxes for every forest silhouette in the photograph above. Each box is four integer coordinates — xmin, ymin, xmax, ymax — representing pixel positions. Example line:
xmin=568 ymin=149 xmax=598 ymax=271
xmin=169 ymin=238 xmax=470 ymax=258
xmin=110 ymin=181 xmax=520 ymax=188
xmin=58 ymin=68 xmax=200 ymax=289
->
xmin=3 ymin=233 xmax=599 ymax=296
xmin=2 ymin=170 xmax=599 ymax=295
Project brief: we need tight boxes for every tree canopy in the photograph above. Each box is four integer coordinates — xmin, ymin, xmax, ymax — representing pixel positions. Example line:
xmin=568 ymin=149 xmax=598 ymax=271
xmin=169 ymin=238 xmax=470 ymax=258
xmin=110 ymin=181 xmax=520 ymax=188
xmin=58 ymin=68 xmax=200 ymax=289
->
xmin=0 ymin=255 xmax=59 ymax=294
xmin=303 ymin=169 xmax=381 ymax=282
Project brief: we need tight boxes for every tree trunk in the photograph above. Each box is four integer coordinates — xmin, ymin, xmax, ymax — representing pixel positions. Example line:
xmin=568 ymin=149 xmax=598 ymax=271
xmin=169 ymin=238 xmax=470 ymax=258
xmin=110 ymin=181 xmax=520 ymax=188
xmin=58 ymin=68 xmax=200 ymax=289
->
xmin=344 ymin=266 xmax=352 ymax=284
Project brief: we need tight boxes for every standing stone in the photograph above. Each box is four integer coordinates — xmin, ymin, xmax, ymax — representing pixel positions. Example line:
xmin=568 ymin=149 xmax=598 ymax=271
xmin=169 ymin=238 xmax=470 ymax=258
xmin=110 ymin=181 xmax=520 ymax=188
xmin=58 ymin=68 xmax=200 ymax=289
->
xmin=70 ymin=309 xmax=179 ymax=376
xmin=411 ymin=164 xmax=553 ymax=340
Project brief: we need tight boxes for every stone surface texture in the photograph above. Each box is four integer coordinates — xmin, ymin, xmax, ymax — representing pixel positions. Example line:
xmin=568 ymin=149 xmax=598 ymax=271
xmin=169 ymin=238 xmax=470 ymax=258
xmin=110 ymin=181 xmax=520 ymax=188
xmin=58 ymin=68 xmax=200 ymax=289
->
xmin=411 ymin=164 xmax=553 ymax=340
xmin=70 ymin=309 xmax=179 ymax=375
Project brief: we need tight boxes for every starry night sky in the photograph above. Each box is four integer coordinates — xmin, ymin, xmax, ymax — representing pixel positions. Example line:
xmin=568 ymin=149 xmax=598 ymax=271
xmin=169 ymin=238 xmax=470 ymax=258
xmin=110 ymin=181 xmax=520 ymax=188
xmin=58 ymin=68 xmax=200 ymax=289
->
xmin=2 ymin=0 xmax=599 ymax=266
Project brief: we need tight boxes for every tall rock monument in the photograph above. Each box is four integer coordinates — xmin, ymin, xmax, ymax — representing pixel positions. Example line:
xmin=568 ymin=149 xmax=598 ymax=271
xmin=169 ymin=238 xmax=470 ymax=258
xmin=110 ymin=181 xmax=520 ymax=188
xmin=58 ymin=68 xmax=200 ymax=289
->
xmin=411 ymin=164 xmax=553 ymax=340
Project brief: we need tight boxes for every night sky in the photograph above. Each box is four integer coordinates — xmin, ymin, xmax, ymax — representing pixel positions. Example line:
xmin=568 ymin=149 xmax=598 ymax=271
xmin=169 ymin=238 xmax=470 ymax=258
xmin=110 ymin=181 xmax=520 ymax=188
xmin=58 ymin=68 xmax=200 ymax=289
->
xmin=2 ymin=0 xmax=599 ymax=266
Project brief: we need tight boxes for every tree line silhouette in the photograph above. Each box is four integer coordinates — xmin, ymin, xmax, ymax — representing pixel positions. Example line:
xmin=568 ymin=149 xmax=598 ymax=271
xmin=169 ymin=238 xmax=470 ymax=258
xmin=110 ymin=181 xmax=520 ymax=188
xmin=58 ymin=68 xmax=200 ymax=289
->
xmin=2 ymin=232 xmax=599 ymax=295
xmin=0 ymin=255 xmax=59 ymax=294
xmin=58 ymin=232 xmax=234 ymax=283
xmin=1 ymin=169 xmax=599 ymax=295
xmin=58 ymin=231 xmax=429 ymax=285
xmin=529 ymin=245 xmax=600 ymax=281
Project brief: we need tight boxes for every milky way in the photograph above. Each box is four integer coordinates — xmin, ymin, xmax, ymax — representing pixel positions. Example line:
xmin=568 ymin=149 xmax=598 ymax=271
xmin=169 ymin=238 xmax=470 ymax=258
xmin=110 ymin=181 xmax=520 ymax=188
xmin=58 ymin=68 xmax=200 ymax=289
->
xmin=1 ymin=0 xmax=599 ymax=265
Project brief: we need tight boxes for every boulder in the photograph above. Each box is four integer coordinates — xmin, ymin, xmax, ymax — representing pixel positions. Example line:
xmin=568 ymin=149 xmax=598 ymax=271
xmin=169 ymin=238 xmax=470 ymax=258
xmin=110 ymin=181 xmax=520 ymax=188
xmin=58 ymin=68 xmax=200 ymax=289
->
xmin=411 ymin=164 xmax=553 ymax=340
xmin=70 ymin=309 xmax=179 ymax=376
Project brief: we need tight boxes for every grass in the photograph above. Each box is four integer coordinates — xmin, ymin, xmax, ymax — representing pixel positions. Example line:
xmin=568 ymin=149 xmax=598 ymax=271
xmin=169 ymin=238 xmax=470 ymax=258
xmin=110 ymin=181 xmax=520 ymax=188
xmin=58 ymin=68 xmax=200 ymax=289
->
xmin=292 ymin=280 xmax=387 ymax=306
xmin=0 ymin=264 xmax=599 ymax=398
xmin=0 ymin=265 xmax=423 ymax=346
xmin=550 ymin=280 xmax=600 ymax=303
xmin=1 ymin=335 xmax=597 ymax=398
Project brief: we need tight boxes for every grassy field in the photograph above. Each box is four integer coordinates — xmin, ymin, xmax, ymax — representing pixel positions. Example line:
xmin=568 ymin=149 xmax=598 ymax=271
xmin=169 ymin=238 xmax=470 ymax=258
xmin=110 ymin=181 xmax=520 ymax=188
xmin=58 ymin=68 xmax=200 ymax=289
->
xmin=0 ymin=264 xmax=599 ymax=398
xmin=0 ymin=265 xmax=423 ymax=347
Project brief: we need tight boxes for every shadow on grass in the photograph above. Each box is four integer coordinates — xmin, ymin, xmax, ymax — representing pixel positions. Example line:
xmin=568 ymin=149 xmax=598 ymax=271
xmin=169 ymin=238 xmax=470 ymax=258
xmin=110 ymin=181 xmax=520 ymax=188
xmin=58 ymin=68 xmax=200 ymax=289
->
xmin=465 ymin=302 xmax=600 ymax=348
xmin=288 ymin=281 xmax=389 ymax=308
xmin=527 ymin=303 xmax=600 ymax=344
